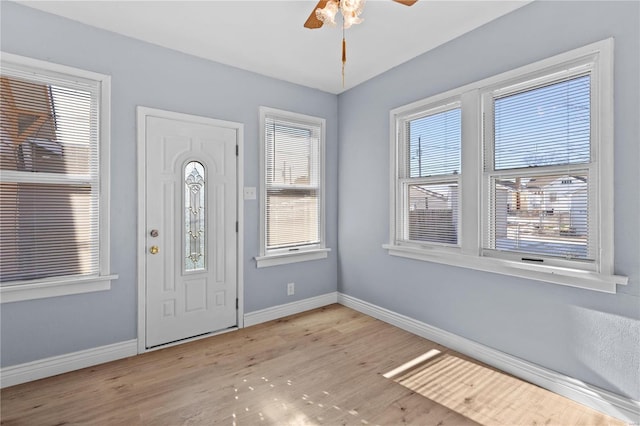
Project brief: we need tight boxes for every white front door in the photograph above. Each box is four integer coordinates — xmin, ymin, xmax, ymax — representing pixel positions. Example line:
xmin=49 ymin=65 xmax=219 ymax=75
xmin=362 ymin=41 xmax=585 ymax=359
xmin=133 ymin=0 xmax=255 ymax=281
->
xmin=144 ymin=114 xmax=237 ymax=348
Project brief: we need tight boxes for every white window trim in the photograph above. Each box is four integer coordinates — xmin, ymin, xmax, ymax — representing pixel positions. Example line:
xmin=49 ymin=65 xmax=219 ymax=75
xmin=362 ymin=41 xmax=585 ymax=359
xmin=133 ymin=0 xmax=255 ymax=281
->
xmin=255 ymin=248 xmax=331 ymax=268
xmin=256 ymin=107 xmax=329 ymax=268
xmin=386 ymin=38 xmax=628 ymax=293
xmin=0 ymin=52 xmax=116 ymax=303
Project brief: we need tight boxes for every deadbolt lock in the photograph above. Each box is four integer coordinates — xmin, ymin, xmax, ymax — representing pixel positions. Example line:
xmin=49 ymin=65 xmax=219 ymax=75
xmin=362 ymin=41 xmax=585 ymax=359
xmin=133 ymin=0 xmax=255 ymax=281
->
xmin=149 ymin=245 xmax=159 ymax=255
xmin=150 ymin=229 xmax=159 ymax=237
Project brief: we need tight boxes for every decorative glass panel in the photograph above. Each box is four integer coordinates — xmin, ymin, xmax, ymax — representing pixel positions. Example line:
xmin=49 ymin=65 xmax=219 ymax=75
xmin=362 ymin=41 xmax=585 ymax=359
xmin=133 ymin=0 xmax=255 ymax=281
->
xmin=184 ymin=161 xmax=205 ymax=271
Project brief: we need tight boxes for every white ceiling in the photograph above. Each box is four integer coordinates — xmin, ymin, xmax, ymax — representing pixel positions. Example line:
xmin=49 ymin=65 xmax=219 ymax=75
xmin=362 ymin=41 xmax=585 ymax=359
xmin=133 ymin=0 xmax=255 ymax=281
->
xmin=17 ymin=0 xmax=531 ymax=94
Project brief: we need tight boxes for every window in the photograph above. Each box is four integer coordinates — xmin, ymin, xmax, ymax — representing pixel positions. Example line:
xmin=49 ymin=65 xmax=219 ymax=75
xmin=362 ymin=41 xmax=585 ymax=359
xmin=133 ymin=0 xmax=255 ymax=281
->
xmin=386 ymin=39 xmax=628 ymax=292
xmin=397 ymin=103 xmax=461 ymax=247
xmin=483 ymin=73 xmax=595 ymax=268
xmin=256 ymin=107 xmax=329 ymax=267
xmin=0 ymin=53 xmax=115 ymax=302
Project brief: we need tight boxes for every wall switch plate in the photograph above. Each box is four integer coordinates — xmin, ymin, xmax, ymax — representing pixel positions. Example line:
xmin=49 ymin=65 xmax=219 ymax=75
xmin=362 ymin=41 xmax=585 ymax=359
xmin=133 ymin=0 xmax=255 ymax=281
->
xmin=243 ymin=187 xmax=256 ymax=200
xmin=287 ymin=282 xmax=295 ymax=296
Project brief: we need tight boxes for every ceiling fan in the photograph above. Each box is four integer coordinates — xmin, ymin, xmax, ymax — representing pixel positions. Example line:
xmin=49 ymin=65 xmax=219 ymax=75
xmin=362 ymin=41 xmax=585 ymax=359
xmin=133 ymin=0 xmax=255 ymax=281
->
xmin=303 ymin=0 xmax=419 ymax=86
xmin=304 ymin=0 xmax=418 ymax=30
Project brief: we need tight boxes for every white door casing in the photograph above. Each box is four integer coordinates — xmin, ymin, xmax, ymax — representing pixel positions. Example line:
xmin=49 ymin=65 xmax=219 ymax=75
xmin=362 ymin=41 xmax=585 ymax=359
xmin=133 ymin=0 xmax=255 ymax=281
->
xmin=137 ymin=108 xmax=243 ymax=351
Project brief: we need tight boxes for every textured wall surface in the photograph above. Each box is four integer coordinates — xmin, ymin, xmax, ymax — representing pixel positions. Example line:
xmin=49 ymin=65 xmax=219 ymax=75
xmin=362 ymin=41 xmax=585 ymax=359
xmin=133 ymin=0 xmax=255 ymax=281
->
xmin=0 ymin=1 xmax=338 ymax=366
xmin=337 ymin=1 xmax=640 ymax=400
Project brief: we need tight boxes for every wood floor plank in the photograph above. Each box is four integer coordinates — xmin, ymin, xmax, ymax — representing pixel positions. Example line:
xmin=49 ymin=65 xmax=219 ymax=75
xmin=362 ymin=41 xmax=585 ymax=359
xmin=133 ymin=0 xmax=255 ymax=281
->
xmin=374 ymin=391 xmax=479 ymax=425
xmin=0 ymin=304 xmax=624 ymax=425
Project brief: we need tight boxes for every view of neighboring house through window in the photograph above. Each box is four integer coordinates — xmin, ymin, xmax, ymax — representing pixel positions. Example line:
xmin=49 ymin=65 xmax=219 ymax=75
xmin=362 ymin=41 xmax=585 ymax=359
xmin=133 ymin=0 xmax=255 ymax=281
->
xmin=0 ymin=58 xmax=105 ymax=287
xmin=258 ymin=107 xmax=326 ymax=265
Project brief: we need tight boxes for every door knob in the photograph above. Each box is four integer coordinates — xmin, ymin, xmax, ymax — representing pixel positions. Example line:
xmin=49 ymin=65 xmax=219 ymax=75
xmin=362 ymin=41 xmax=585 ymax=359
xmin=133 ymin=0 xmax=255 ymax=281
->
xmin=149 ymin=246 xmax=159 ymax=254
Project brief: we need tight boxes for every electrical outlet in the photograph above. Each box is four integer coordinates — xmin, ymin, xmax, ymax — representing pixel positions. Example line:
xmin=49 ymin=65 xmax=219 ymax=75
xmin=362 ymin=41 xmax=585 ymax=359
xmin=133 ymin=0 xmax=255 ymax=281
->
xmin=287 ymin=282 xmax=295 ymax=296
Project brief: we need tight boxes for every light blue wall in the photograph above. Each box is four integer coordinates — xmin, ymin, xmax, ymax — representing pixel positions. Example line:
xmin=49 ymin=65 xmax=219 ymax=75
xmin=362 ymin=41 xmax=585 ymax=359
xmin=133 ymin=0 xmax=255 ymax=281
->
xmin=338 ymin=1 xmax=640 ymax=400
xmin=0 ymin=2 xmax=338 ymax=366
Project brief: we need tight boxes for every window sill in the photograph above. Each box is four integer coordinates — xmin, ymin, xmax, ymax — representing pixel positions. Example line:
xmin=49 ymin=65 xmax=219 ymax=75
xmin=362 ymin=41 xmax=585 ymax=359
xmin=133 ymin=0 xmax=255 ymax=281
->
xmin=0 ymin=274 xmax=118 ymax=303
xmin=255 ymin=248 xmax=331 ymax=268
xmin=383 ymin=244 xmax=627 ymax=293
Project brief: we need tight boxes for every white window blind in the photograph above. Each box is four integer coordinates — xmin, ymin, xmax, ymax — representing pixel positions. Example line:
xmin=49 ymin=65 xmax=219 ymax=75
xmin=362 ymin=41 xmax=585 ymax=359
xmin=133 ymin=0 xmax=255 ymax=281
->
xmin=408 ymin=108 xmax=461 ymax=178
xmin=264 ymin=114 xmax=321 ymax=251
xmin=485 ymin=74 xmax=594 ymax=261
xmin=0 ymin=68 xmax=101 ymax=284
xmin=399 ymin=106 xmax=461 ymax=246
xmin=493 ymin=75 xmax=591 ymax=170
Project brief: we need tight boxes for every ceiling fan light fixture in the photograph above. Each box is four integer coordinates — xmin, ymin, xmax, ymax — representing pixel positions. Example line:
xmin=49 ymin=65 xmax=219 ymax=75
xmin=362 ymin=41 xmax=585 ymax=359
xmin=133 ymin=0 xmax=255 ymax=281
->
xmin=341 ymin=0 xmax=366 ymax=17
xmin=342 ymin=12 xmax=363 ymax=29
xmin=316 ymin=0 xmax=366 ymax=29
xmin=340 ymin=0 xmax=366 ymax=29
xmin=316 ymin=0 xmax=339 ymax=26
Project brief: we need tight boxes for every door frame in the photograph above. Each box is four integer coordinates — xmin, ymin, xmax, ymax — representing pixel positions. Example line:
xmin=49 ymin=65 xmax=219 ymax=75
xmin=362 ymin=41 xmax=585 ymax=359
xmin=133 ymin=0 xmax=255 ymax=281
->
xmin=136 ymin=106 xmax=244 ymax=354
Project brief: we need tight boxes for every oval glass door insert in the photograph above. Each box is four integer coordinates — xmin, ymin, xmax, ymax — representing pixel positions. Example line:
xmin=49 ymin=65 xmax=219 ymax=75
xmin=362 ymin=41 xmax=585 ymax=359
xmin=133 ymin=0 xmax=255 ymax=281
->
xmin=184 ymin=161 xmax=205 ymax=271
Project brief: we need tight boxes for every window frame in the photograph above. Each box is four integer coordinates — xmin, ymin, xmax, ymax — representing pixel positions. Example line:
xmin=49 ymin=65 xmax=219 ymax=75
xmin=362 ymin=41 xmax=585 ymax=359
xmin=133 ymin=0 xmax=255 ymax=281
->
xmin=256 ymin=106 xmax=329 ymax=268
xmin=385 ymin=38 xmax=628 ymax=293
xmin=0 ymin=52 xmax=116 ymax=303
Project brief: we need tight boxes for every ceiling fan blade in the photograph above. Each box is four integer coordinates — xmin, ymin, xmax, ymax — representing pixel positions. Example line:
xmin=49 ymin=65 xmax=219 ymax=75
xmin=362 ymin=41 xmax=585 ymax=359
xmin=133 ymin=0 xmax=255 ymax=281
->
xmin=304 ymin=0 xmax=328 ymax=29
xmin=392 ymin=0 xmax=419 ymax=5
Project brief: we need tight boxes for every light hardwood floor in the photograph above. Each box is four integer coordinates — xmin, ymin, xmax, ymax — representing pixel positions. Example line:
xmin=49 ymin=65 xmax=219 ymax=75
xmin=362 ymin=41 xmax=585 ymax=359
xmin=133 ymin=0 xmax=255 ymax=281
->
xmin=0 ymin=305 xmax=624 ymax=425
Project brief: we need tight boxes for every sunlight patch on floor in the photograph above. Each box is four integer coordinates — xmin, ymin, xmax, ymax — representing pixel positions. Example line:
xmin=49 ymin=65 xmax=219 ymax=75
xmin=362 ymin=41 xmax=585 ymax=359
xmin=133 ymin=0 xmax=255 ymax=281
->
xmin=229 ymin=374 xmax=381 ymax=425
xmin=385 ymin=352 xmax=623 ymax=426
xmin=383 ymin=349 xmax=442 ymax=379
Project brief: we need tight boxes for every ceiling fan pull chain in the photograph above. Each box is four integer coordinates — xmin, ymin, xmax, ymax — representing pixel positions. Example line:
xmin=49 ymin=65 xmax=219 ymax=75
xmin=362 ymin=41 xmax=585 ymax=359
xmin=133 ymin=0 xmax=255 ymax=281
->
xmin=342 ymin=36 xmax=347 ymax=87
xmin=342 ymin=24 xmax=347 ymax=87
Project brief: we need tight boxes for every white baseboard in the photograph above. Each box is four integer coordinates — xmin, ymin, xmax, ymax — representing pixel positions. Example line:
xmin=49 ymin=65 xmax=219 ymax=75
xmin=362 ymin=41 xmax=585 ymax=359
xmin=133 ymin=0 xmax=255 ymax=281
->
xmin=2 ymin=293 xmax=339 ymax=388
xmin=337 ymin=293 xmax=640 ymax=424
xmin=0 ymin=339 xmax=138 ymax=389
xmin=244 ymin=292 xmax=338 ymax=327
